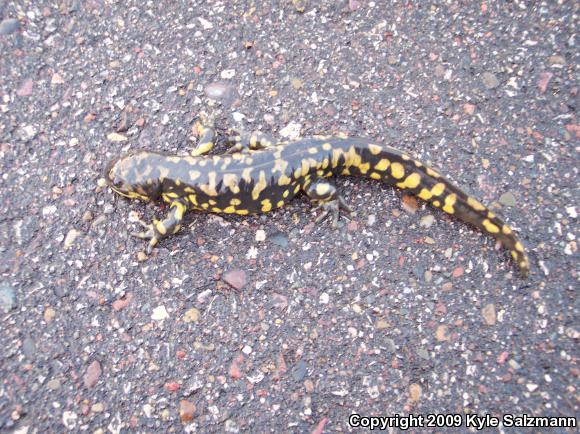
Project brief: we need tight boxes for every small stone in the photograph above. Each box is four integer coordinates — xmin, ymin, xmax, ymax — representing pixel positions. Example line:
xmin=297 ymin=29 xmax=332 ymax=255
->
xmin=435 ymin=325 xmax=450 ymax=341
xmin=83 ymin=360 xmax=102 ymax=388
xmin=401 ymin=195 xmax=418 ymax=213
xmin=508 ymin=359 xmax=521 ymax=370
xmin=387 ymin=55 xmax=397 ymax=65
xmin=223 ymin=269 xmax=247 ymax=290
xmin=292 ymin=360 xmax=307 ymax=381
xmin=376 ymin=319 xmax=389 ymax=329
xmin=44 ymin=307 xmax=56 ymax=323
xmin=482 ymin=72 xmax=500 ymax=89
xmin=0 ymin=18 xmax=20 ymax=35
xmin=526 ymin=383 xmax=539 ymax=392
xmin=107 ymin=132 xmax=127 ymax=142
xmin=151 ymin=305 xmax=169 ymax=321
xmin=319 ymin=292 xmax=329 ymax=304
xmin=0 ymin=284 xmax=17 ymax=313
xmin=22 ymin=336 xmax=36 ymax=358
xmin=16 ymin=78 xmax=33 ymax=96
xmin=409 ymin=383 xmax=422 ymax=403
xmin=64 ymin=229 xmax=80 ymax=249
xmin=91 ymin=403 xmax=104 ymax=413
xmin=255 ymin=229 xmax=266 ymax=242
xmin=204 ymin=82 xmax=236 ymax=102
xmin=179 ymin=400 xmax=196 ymax=423
xmin=62 ymin=411 xmax=78 ymax=430
xmin=367 ymin=214 xmax=376 ymax=226
xmin=291 ymin=78 xmax=303 ymax=89
xmin=269 ymin=232 xmax=289 ymax=248
xmin=82 ymin=211 xmax=93 ymax=222
xmin=537 ymin=72 xmax=553 ymax=93
xmin=112 ymin=293 xmax=133 ymax=311
xmin=548 ymin=55 xmax=566 ymax=66
xmin=137 ymin=251 xmax=148 ymax=262
xmin=419 ymin=215 xmax=434 ymax=228
xmin=463 ymin=103 xmax=476 ymax=115
xmin=47 ymin=379 xmax=61 ymax=390
xmin=452 ymin=266 xmax=464 ymax=278
xmin=416 ymin=347 xmax=430 ymax=360
xmin=482 ymin=158 xmax=490 ymax=169
xmin=220 ymin=69 xmax=236 ymax=79
xmin=183 ymin=307 xmax=200 ymax=323
xmin=51 ymin=73 xmax=64 ymax=85
xmin=499 ymin=191 xmax=516 ymax=207
xmin=482 ymin=303 xmax=496 ymax=325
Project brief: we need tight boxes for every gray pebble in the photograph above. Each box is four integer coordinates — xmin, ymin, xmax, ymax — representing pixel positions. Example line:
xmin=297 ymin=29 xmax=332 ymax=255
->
xmin=0 ymin=283 xmax=16 ymax=312
xmin=482 ymin=72 xmax=500 ymax=89
xmin=0 ymin=18 xmax=20 ymax=35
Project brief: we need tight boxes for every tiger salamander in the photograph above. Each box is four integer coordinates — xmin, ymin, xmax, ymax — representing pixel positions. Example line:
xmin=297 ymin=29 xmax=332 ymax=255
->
xmin=104 ymin=122 xmax=529 ymax=277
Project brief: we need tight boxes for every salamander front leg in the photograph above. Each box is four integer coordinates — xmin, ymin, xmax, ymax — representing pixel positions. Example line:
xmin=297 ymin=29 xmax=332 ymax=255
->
xmin=225 ymin=130 xmax=278 ymax=154
xmin=305 ymin=180 xmax=354 ymax=228
xmin=130 ymin=201 xmax=188 ymax=253
xmin=191 ymin=115 xmax=216 ymax=156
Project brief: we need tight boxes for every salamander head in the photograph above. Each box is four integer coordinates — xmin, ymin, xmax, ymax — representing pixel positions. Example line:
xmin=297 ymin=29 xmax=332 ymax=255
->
xmin=104 ymin=152 xmax=161 ymax=201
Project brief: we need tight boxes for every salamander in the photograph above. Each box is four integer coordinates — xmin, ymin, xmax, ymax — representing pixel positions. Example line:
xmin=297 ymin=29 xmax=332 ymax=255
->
xmin=104 ymin=121 xmax=530 ymax=277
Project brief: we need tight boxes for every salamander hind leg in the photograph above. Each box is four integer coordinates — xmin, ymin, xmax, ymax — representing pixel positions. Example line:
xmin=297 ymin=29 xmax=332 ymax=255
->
xmin=130 ymin=200 xmax=188 ymax=253
xmin=191 ymin=115 xmax=216 ymax=156
xmin=305 ymin=179 xmax=354 ymax=228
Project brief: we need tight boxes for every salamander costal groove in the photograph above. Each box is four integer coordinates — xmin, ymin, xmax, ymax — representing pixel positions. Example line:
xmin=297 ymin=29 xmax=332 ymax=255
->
xmin=104 ymin=124 xmax=529 ymax=277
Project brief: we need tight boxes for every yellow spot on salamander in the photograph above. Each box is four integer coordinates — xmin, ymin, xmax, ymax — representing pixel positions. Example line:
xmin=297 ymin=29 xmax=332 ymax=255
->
xmin=515 ymin=241 xmax=524 ymax=253
xmin=396 ymin=172 xmax=421 ymax=189
xmin=308 ymin=147 xmax=318 ymax=154
xmin=283 ymin=190 xmax=289 ymax=198
xmin=370 ymin=172 xmax=381 ymax=180
xmin=211 ymin=207 xmax=222 ymax=213
xmin=252 ymin=171 xmax=267 ymax=200
xmin=189 ymin=171 xmax=200 ymax=183
xmin=401 ymin=154 xmax=410 ymax=160
xmin=431 ymin=182 xmax=445 ymax=196
xmin=502 ymin=225 xmax=512 ymax=235
xmin=414 ymin=160 xmax=423 ymax=167
xmin=261 ymin=199 xmax=272 ymax=212
xmin=426 ymin=167 xmax=441 ymax=178
xmin=358 ymin=162 xmax=371 ymax=174
xmin=467 ymin=197 xmax=486 ymax=211
xmin=230 ymin=198 xmax=241 ymax=206
xmin=418 ymin=188 xmax=432 ymax=200
xmin=482 ymin=219 xmax=500 ymax=233
xmin=278 ymin=174 xmax=292 ymax=185
xmin=277 ymin=200 xmax=284 ymax=208
xmin=322 ymin=142 xmax=332 ymax=151
xmin=159 ymin=167 xmax=169 ymax=182
xmin=345 ymin=146 xmax=362 ymax=168
xmin=242 ymin=167 xmax=253 ymax=183
xmin=208 ymin=199 xmax=216 ymax=205
xmin=442 ymin=193 xmax=457 ymax=214
xmin=487 ymin=211 xmax=496 ymax=219
xmin=154 ymin=220 xmax=167 ymax=235
xmin=223 ymin=206 xmax=236 ymax=214
xmin=368 ymin=144 xmax=381 ymax=155
xmin=188 ymin=194 xmax=198 ymax=206
xmin=201 ymin=203 xmax=209 ymax=209
xmin=200 ymin=172 xmax=218 ymax=196
xmin=321 ymin=158 xmax=329 ymax=170
xmin=236 ymin=209 xmax=249 ymax=215
xmin=375 ymin=159 xmax=390 ymax=171
xmin=294 ymin=184 xmax=301 ymax=194
xmin=390 ymin=162 xmax=405 ymax=179
xmin=223 ymin=173 xmax=240 ymax=194
xmin=511 ymin=251 xmax=518 ymax=260
xmin=432 ymin=200 xmax=441 ymax=207
xmin=315 ymin=183 xmax=330 ymax=196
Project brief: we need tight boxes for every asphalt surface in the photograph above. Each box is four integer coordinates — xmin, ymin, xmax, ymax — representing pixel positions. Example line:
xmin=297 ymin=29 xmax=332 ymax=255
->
xmin=1 ymin=1 xmax=578 ymax=433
